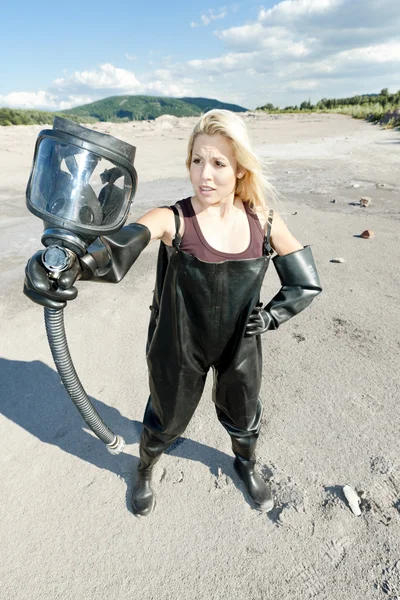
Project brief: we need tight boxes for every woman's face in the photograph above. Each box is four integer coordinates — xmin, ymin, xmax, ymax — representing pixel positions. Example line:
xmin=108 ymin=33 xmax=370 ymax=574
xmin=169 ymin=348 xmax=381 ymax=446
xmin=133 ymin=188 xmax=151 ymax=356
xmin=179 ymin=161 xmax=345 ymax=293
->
xmin=189 ymin=134 xmax=242 ymax=206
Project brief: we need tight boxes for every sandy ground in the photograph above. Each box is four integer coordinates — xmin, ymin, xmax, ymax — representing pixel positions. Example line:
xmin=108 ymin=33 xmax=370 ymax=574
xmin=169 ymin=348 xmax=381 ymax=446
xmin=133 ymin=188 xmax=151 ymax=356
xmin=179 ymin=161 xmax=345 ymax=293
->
xmin=1 ymin=113 xmax=399 ymax=600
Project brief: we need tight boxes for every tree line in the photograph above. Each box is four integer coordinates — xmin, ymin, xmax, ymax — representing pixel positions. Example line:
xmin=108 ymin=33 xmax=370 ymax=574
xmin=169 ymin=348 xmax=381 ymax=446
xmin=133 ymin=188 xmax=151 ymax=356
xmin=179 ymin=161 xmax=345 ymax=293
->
xmin=0 ymin=108 xmax=84 ymax=127
xmin=257 ymin=89 xmax=400 ymax=127
xmin=1 ymin=90 xmax=399 ymax=127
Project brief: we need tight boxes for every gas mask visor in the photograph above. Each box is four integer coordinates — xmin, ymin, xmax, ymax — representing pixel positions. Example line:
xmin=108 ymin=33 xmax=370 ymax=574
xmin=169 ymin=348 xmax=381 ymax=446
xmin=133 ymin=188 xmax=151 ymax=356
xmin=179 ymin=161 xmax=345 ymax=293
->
xmin=26 ymin=117 xmax=138 ymax=248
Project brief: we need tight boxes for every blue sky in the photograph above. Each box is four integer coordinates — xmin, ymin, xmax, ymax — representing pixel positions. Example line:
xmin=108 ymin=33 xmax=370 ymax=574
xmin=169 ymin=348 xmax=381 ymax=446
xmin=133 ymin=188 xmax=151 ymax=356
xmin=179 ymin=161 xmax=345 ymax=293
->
xmin=1 ymin=0 xmax=399 ymax=111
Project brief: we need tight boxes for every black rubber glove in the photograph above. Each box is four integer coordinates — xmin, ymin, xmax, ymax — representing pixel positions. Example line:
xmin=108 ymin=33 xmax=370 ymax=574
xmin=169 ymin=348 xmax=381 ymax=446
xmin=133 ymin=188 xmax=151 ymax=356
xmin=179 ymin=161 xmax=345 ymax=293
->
xmin=245 ymin=245 xmax=322 ymax=337
xmin=23 ymin=251 xmax=82 ymax=309
xmin=23 ymin=223 xmax=151 ymax=309
xmin=245 ymin=301 xmax=271 ymax=336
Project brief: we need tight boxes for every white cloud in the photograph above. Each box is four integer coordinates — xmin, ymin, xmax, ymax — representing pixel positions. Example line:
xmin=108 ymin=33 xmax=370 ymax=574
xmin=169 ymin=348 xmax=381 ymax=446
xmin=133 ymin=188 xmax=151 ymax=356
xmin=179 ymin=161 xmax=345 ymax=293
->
xmin=191 ymin=6 xmax=229 ymax=27
xmin=2 ymin=0 xmax=400 ymax=111
xmin=287 ymin=79 xmax=319 ymax=90
xmin=58 ymin=96 xmax=97 ymax=110
xmin=0 ymin=90 xmax=58 ymax=110
xmin=125 ymin=54 xmax=138 ymax=62
xmin=207 ymin=0 xmax=400 ymax=105
xmin=53 ymin=63 xmax=141 ymax=92
xmin=337 ymin=42 xmax=400 ymax=64
xmin=153 ymin=69 xmax=172 ymax=80
xmin=1 ymin=62 xmax=196 ymax=111
xmin=259 ymin=0 xmax=344 ymax=21
xmin=215 ymin=22 xmax=266 ymax=48
xmin=215 ymin=21 xmax=318 ymax=56
xmin=144 ymin=81 xmax=193 ymax=96
xmin=0 ymin=90 xmax=96 ymax=111
xmin=187 ymin=51 xmax=259 ymax=74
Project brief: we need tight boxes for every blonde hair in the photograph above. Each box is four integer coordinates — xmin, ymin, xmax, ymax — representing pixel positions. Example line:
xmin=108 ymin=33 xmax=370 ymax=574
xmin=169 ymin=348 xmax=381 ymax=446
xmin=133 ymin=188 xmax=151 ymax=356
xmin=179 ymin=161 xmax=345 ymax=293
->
xmin=186 ymin=109 xmax=278 ymax=213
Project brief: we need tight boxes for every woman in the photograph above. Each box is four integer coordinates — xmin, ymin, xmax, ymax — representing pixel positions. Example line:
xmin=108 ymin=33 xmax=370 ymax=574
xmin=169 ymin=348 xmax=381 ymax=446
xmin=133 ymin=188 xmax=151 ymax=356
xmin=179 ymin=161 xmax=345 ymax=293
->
xmin=24 ymin=110 xmax=322 ymax=517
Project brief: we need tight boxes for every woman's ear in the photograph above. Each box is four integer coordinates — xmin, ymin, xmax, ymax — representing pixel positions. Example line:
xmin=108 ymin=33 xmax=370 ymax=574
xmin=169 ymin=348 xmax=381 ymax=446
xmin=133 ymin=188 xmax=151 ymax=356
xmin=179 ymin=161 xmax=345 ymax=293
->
xmin=237 ymin=170 xmax=244 ymax=179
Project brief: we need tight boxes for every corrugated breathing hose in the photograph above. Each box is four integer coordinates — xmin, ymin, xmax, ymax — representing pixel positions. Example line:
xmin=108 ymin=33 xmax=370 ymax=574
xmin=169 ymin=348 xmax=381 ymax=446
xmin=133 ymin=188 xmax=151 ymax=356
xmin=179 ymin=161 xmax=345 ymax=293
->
xmin=44 ymin=306 xmax=125 ymax=454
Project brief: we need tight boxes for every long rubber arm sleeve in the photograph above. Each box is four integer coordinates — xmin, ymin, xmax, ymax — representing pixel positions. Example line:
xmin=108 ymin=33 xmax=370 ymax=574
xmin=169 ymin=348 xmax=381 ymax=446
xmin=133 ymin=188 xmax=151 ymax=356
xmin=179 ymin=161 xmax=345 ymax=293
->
xmin=245 ymin=245 xmax=322 ymax=336
xmin=80 ymin=222 xmax=151 ymax=283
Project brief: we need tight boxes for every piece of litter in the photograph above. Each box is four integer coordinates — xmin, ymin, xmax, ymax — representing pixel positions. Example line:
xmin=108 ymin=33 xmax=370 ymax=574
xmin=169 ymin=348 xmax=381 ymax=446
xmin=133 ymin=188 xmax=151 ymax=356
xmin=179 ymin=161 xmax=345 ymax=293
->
xmin=343 ymin=485 xmax=361 ymax=516
xmin=361 ymin=229 xmax=374 ymax=239
xmin=331 ymin=257 xmax=345 ymax=263
xmin=360 ymin=197 xmax=372 ymax=207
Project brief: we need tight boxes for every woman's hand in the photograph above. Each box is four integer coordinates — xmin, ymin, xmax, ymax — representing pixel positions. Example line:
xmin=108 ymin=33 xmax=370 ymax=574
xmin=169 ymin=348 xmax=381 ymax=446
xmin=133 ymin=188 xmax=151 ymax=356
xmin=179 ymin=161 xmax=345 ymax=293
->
xmin=244 ymin=245 xmax=322 ymax=338
xmin=245 ymin=302 xmax=272 ymax=337
xmin=23 ymin=251 xmax=82 ymax=309
xmin=23 ymin=207 xmax=175 ymax=309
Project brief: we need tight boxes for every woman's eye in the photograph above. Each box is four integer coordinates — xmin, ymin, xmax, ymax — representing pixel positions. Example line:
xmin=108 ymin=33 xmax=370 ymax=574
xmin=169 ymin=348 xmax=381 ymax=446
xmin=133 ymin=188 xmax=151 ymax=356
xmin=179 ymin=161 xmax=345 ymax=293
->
xmin=216 ymin=162 xmax=225 ymax=167
xmin=192 ymin=158 xmax=201 ymax=164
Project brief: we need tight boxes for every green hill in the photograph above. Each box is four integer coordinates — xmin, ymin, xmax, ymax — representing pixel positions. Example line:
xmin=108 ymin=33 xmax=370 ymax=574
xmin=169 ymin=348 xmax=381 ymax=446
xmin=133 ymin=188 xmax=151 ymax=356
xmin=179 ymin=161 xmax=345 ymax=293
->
xmin=0 ymin=95 xmax=248 ymax=126
xmin=63 ymin=95 xmax=247 ymax=121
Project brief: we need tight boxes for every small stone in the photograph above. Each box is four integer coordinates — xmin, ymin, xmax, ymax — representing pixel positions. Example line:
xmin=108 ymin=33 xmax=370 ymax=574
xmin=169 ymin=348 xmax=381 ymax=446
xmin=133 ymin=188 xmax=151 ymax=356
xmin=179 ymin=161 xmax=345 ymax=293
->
xmin=352 ymin=183 xmax=360 ymax=188
xmin=360 ymin=196 xmax=372 ymax=207
xmin=361 ymin=229 xmax=374 ymax=239
xmin=343 ymin=485 xmax=362 ymax=516
xmin=331 ymin=199 xmax=337 ymax=203
xmin=331 ymin=257 xmax=345 ymax=263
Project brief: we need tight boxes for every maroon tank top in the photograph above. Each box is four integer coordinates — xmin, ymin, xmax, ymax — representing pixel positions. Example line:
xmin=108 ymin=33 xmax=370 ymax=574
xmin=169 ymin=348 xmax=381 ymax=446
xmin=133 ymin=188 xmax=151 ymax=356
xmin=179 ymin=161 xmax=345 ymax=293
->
xmin=176 ymin=197 xmax=265 ymax=262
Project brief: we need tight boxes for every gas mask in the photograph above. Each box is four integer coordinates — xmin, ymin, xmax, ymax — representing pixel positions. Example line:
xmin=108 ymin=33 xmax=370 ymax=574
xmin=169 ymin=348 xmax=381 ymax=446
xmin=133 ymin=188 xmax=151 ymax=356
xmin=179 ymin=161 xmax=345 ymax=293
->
xmin=26 ymin=116 xmax=138 ymax=256
xmin=25 ymin=117 xmax=139 ymax=455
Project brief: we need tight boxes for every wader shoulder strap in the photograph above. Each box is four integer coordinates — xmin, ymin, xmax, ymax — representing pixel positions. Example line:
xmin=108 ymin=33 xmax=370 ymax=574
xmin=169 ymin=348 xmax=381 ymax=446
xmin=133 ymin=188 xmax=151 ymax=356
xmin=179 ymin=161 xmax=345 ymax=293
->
xmin=170 ymin=205 xmax=182 ymax=249
xmin=264 ymin=208 xmax=274 ymax=256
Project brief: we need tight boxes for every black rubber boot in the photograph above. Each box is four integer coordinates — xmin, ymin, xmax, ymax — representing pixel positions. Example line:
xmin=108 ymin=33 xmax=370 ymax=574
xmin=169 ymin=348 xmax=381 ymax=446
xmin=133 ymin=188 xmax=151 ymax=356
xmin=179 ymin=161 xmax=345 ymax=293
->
xmin=131 ymin=465 xmax=155 ymax=517
xmin=234 ymin=456 xmax=274 ymax=512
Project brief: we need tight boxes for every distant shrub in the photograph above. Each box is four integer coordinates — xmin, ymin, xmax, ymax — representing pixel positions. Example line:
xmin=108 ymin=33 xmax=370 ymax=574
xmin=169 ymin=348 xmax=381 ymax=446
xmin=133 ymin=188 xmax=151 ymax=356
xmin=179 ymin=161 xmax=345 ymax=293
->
xmin=255 ymin=89 xmax=400 ymax=127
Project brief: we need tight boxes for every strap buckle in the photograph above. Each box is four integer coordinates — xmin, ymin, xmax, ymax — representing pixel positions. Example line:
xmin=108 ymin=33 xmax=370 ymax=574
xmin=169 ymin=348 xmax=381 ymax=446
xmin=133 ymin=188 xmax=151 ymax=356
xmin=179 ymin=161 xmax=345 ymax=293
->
xmin=264 ymin=208 xmax=274 ymax=256
xmin=264 ymin=240 xmax=274 ymax=256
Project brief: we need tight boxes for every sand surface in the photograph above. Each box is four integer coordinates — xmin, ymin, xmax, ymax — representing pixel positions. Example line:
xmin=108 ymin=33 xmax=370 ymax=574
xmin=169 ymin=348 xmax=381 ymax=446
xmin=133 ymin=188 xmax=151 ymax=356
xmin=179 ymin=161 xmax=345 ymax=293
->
xmin=1 ymin=113 xmax=399 ymax=600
